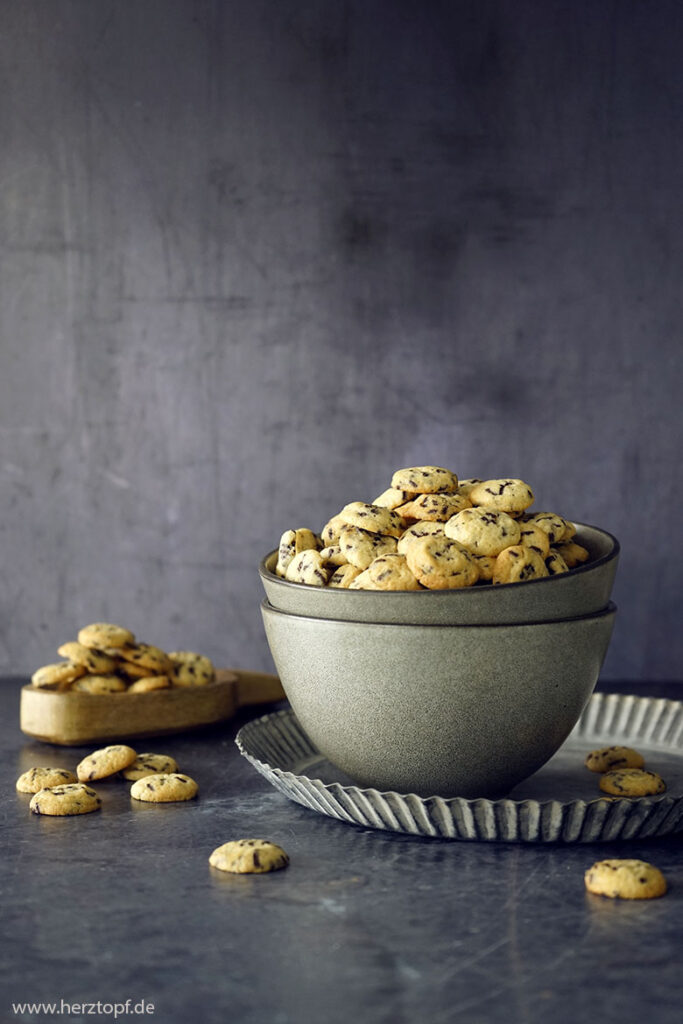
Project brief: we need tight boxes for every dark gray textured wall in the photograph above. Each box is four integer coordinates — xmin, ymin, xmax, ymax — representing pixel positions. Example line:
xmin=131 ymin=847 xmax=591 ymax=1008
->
xmin=1 ymin=1 xmax=681 ymax=679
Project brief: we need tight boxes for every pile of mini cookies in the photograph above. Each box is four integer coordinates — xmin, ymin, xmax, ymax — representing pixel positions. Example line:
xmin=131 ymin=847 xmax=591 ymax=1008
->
xmin=29 ymin=621 xmax=215 ymax=694
xmin=275 ymin=465 xmax=591 ymax=591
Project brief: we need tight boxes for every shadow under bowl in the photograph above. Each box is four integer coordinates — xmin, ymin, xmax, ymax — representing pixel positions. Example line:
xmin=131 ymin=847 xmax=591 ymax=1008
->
xmin=260 ymin=599 xmax=617 ymax=799
xmin=259 ymin=523 xmax=619 ymax=626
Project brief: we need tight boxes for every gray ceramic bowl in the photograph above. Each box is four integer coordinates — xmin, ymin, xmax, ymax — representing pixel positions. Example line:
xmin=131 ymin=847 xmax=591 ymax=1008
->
xmin=260 ymin=599 xmax=617 ymax=798
xmin=259 ymin=523 xmax=619 ymax=626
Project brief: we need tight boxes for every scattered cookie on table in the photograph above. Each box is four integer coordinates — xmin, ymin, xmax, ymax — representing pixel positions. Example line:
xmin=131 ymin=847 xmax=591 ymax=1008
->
xmin=130 ymin=773 xmax=198 ymax=802
xmin=29 ymin=783 xmax=101 ymax=816
xmin=77 ymin=745 xmax=137 ymax=782
xmin=121 ymin=753 xmax=179 ymax=780
xmin=585 ymin=745 xmax=645 ymax=773
xmin=16 ymin=767 xmax=78 ymax=793
xmin=599 ymin=768 xmax=666 ymax=797
xmin=271 ymin=465 xmax=592 ymax=591
xmin=209 ymin=839 xmax=289 ymax=874
xmin=584 ymin=859 xmax=667 ymax=900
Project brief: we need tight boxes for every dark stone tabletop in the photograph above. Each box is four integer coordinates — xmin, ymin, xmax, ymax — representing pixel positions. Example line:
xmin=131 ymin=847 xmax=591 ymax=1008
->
xmin=1 ymin=678 xmax=681 ymax=1024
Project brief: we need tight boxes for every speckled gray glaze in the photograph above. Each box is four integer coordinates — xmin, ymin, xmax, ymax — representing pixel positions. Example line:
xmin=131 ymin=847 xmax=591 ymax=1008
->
xmin=260 ymin=601 xmax=617 ymax=798
xmin=259 ymin=523 xmax=619 ymax=625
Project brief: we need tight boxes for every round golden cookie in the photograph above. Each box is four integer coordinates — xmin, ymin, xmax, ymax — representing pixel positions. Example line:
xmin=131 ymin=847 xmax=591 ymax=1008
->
xmin=444 ymin=508 xmax=521 ymax=557
xmin=119 ymin=642 xmax=172 ymax=675
xmin=117 ymin=660 xmax=158 ymax=680
xmin=121 ymin=753 xmax=179 ymax=780
xmin=554 ymin=541 xmax=590 ymax=569
xmin=470 ymin=553 xmax=496 ymax=581
xmin=275 ymin=528 xmax=319 ymax=577
xmin=71 ymin=674 xmax=128 ymax=694
xmin=404 ymin=535 xmax=479 ymax=590
xmin=545 ymin=550 xmax=569 ymax=575
xmin=16 ymin=767 xmax=79 ymax=793
xmin=209 ymin=839 xmax=289 ymax=874
xmin=396 ymin=521 xmax=446 ymax=555
xmin=524 ymin=512 xmax=569 ymax=545
xmin=338 ymin=525 xmax=398 ymax=570
xmin=169 ymin=651 xmax=215 ymax=687
xmin=29 ymin=783 xmax=101 ymax=816
xmin=585 ymin=746 xmax=645 ymax=774
xmin=130 ymin=773 xmax=198 ymax=802
xmin=492 ymin=546 xmax=549 ymax=585
xmin=284 ymin=549 xmax=329 ymax=586
xmin=469 ymin=479 xmax=535 ymax=514
xmin=338 ymin=501 xmax=406 ymax=538
xmin=391 ymin=466 xmax=458 ymax=494
xmin=372 ymin=487 xmax=418 ymax=510
xmin=328 ymin=564 xmax=362 ymax=589
xmin=31 ymin=661 xmax=86 ymax=690
xmin=77 ymin=622 xmax=135 ymax=650
xmin=584 ymin=859 xmax=667 ymax=900
xmin=319 ymin=514 xmax=347 ymax=547
xmin=56 ymin=642 xmax=118 ymax=674
xmin=348 ymin=553 xmax=421 ymax=591
xmin=127 ymin=675 xmax=172 ymax=693
xmin=599 ymin=768 xmax=666 ymax=797
xmin=456 ymin=478 xmax=483 ymax=498
xmin=517 ymin=521 xmax=551 ymax=557
xmin=77 ymin=744 xmax=137 ymax=782
xmin=396 ymin=492 xmax=471 ymax=523
xmin=319 ymin=545 xmax=348 ymax=567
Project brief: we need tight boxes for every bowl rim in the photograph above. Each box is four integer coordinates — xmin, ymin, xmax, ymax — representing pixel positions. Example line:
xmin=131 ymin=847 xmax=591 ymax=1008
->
xmin=261 ymin=597 xmax=618 ymax=629
xmin=259 ymin=521 xmax=620 ymax=598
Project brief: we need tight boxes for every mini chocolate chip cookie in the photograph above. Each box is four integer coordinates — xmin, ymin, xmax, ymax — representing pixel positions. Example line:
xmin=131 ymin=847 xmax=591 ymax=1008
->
xmin=169 ymin=651 xmax=216 ymax=687
xmin=585 ymin=746 xmax=645 ymax=773
xmin=545 ymin=550 xmax=570 ymax=575
xmin=71 ymin=674 xmax=128 ymax=694
xmin=77 ymin=622 xmax=135 ymax=650
xmin=284 ymin=549 xmax=329 ymax=586
xmin=338 ymin=501 xmax=405 ymax=538
xmin=584 ymin=859 xmax=667 ymax=900
xmin=328 ymin=564 xmax=363 ymax=588
xmin=469 ymin=479 xmax=535 ymax=514
xmin=77 ymin=744 xmax=138 ymax=781
xmin=118 ymin=642 xmax=172 ymax=675
xmin=444 ymin=507 xmax=521 ymax=557
xmin=209 ymin=839 xmax=289 ymax=874
xmin=517 ymin=521 xmax=551 ymax=557
xmin=396 ymin=492 xmax=471 ymax=523
xmin=554 ymin=541 xmax=590 ymax=569
xmin=338 ymin=525 xmax=398 ymax=570
xmin=492 ymin=546 xmax=549 ymax=585
xmin=391 ymin=466 xmax=459 ymax=494
xmin=121 ymin=753 xmax=179 ymax=780
xmin=599 ymin=768 xmax=666 ymax=796
xmin=17 ymin=767 xmax=79 ymax=793
xmin=349 ymin=553 xmax=422 ymax=591
xmin=31 ymin=661 xmax=86 ymax=690
xmin=126 ymin=675 xmax=172 ymax=693
xmin=396 ymin=521 xmax=446 ymax=555
xmin=524 ymin=512 xmax=569 ymax=545
xmin=404 ymin=535 xmax=479 ymax=590
xmin=130 ymin=773 xmax=198 ymax=802
xmin=30 ymin=783 xmax=102 ymax=816
xmin=56 ymin=642 xmax=118 ymax=674
xmin=275 ymin=528 xmax=319 ymax=578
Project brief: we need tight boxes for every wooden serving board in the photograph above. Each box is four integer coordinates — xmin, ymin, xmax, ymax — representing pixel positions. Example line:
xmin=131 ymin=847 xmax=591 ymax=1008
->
xmin=19 ymin=668 xmax=286 ymax=746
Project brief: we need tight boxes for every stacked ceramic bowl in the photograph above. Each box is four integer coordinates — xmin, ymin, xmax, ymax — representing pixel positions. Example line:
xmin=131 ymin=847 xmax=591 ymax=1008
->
xmin=259 ymin=524 xmax=619 ymax=798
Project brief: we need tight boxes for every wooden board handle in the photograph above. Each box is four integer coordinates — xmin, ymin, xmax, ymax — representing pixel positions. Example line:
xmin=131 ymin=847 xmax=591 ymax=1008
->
xmin=228 ymin=669 xmax=285 ymax=707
